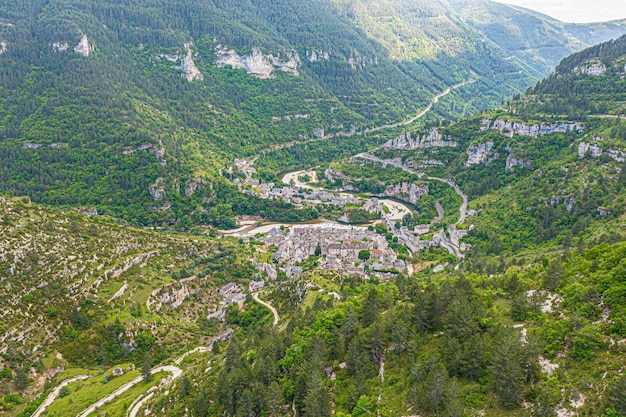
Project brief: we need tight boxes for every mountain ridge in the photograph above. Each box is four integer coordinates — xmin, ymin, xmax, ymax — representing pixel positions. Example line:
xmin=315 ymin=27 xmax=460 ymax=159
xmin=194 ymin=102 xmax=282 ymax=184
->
xmin=0 ymin=0 xmax=625 ymax=229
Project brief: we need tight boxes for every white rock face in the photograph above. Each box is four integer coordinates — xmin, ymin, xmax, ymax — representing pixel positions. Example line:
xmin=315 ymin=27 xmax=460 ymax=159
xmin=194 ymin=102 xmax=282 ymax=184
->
xmin=216 ymin=46 xmax=272 ymax=78
xmin=578 ymin=142 xmax=603 ymax=159
xmin=0 ymin=41 xmax=7 ymax=54
xmin=180 ymin=43 xmax=204 ymax=82
xmin=383 ymin=128 xmax=457 ymax=150
xmin=74 ymin=35 xmax=93 ymax=57
xmin=149 ymin=177 xmax=166 ymax=201
xmin=466 ymin=142 xmax=495 ymax=166
xmin=506 ymin=155 xmax=531 ymax=172
xmin=51 ymin=42 xmax=69 ymax=52
xmin=539 ymin=356 xmax=559 ymax=376
xmin=184 ymin=178 xmax=203 ymax=196
xmin=215 ymin=45 xmax=300 ymax=79
xmin=383 ymin=182 xmax=429 ymax=205
xmin=158 ymin=53 xmax=179 ymax=63
xmin=573 ymin=62 xmax=606 ymax=76
xmin=483 ymin=118 xmax=585 ymax=138
xmin=348 ymin=50 xmax=377 ymax=69
xmin=306 ymin=49 xmax=330 ymax=62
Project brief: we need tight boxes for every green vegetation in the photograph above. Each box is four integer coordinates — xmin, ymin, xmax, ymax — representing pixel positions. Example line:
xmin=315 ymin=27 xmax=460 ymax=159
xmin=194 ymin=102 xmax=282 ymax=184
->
xmin=151 ymin=239 xmax=626 ymax=416
xmin=0 ymin=0 xmax=622 ymax=229
xmin=3 ymin=6 xmax=626 ymax=417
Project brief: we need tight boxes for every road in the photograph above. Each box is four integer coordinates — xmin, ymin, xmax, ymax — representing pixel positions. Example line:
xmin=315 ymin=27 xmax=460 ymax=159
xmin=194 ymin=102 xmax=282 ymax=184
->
xmin=588 ymin=114 xmax=626 ymax=120
xmin=252 ymin=292 xmax=280 ymax=326
xmin=362 ymin=79 xmax=475 ymax=134
xmin=282 ymin=170 xmax=320 ymax=189
xmin=434 ymin=201 xmax=444 ymax=222
xmin=248 ymin=79 xmax=475 ymax=165
xmin=32 ymin=375 xmax=91 ymax=417
xmin=175 ymin=346 xmax=210 ymax=365
xmin=128 ymin=390 xmax=155 ymax=417
xmin=428 ymin=177 xmax=468 ymax=225
xmin=78 ymin=366 xmax=182 ymax=417
xmin=436 ymin=229 xmax=463 ymax=258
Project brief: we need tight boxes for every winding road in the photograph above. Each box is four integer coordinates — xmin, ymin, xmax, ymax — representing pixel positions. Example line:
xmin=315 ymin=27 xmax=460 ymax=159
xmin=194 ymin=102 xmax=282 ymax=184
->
xmin=127 ymin=388 xmax=156 ymax=417
xmin=174 ymin=346 xmax=210 ymax=366
xmin=434 ymin=201 xmax=445 ymax=222
xmin=362 ymin=79 xmax=476 ymax=135
xmin=78 ymin=366 xmax=182 ymax=417
xmin=249 ymin=79 xmax=476 ymax=165
xmin=32 ymin=375 xmax=91 ymax=417
xmin=427 ymin=177 xmax=468 ymax=225
xmin=252 ymin=292 xmax=280 ymax=326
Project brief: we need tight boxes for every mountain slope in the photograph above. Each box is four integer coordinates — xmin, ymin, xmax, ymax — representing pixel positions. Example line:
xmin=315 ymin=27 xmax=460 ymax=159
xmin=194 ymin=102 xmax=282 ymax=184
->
xmin=0 ymin=0 xmax=624 ymax=228
xmin=3 ymin=22 xmax=626 ymax=417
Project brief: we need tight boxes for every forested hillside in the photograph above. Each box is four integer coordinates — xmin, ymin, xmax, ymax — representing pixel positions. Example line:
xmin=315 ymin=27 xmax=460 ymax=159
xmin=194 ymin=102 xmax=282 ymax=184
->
xmin=0 ymin=0 xmax=624 ymax=227
xmin=3 ymin=12 xmax=626 ymax=417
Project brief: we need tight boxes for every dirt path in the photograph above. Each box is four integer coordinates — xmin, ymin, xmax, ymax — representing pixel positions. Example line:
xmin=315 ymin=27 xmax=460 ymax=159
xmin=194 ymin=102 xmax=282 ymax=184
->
xmin=252 ymin=292 xmax=280 ymax=326
xmin=32 ymin=375 xmax=91 ymax=417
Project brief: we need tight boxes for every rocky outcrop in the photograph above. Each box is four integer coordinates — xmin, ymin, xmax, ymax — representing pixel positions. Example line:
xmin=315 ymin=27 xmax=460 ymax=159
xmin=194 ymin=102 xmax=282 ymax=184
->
xmin=578 ymin=142 xmax=603 ymax=159
xmin=271 ymin=114 xmax=310 ymax=122
xmin=215 ymin=45 xmax=300 ymax=78
xmin=578 ymin=142 xmax=626 ymax=162
xmin=466 ymin=142 xmax=495 ymax=166
xmin=506 ymin=155 xmax=531 ymax=172
xmin=573 ymin=62 xmax=606 ymax=76
xmin=608 ymin=148 xmax=626 ymax=162
xmin=51 ymin=42 xmax=69 ymax=52
xmin=103 ymin=252 xmax=159 ymax=281
xmin=74 ymin=35 xmax=93 ymax=57
xmin=348 ymin=50 xmax=378 ymax=69
xmin=324 ymin=167 xmax=351 ymax=183
xmin=383 ymin=182 xmax=428 ymax=205
xmin=180 ymin=43 xmax=204 ymax=82
xmin=383 ymin=128 xmax=457 ymax=151
xmin=147 ymin=282 xmax=197 ymax=312
xmin=0 ymin=41 xmax=7 ymax=54
xmin=306 ymin=49 xmax=330 ymax=62
xmin=149 ymin=177 xmax=166 ymax=201
xmin=184 ymin=178 xmax=204 ymax=197
xmin=482 ymin=119 xmax=585 ymax=138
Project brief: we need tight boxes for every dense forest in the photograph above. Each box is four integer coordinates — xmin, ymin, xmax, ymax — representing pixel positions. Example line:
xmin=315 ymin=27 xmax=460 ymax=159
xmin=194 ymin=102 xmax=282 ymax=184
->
xmin=0 ymin=0 xmax=623 ymax=228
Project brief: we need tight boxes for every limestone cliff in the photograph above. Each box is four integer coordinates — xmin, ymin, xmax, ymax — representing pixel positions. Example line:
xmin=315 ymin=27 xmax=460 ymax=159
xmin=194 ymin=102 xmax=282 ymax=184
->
xmin=180 ymin=43 xmax=204 ymax=82
xmin=383 ymin=128 xmax=457 ymax=150
xmin=383 ymin=182 xmax=428 ymax=205
xmin=466 ymin=142 xmax=495 ymax=166
xmin=215 ymin=45 xmax=300 ymax=79
xmin=74 ymin=34 xmax=93 ymax=57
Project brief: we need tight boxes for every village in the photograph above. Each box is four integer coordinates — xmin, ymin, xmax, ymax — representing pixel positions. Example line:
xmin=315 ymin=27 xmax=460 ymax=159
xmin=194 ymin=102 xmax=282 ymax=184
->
xmin=213 ymin=153 xmax=473 ymax=316
xmin=260 ymin=223 xmax=402 ymax=279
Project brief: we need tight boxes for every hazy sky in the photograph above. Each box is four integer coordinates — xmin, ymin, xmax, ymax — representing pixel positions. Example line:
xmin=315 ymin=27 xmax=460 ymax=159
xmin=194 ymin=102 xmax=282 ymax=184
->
xmin=492 ymin=0 xmax=626 ymax=23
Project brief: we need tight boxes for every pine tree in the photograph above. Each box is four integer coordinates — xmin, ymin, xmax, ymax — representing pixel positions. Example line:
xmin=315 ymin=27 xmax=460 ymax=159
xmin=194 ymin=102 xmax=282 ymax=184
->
xmin=14 ymin=368 xmax=28 ymax=391
xmin=303 ymin=375 xmax=330 ymax=417
xmin=142 ymin=355 xmax=152 ymax=383
xmin=490 ymin=327 xmax=525 ymax=407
